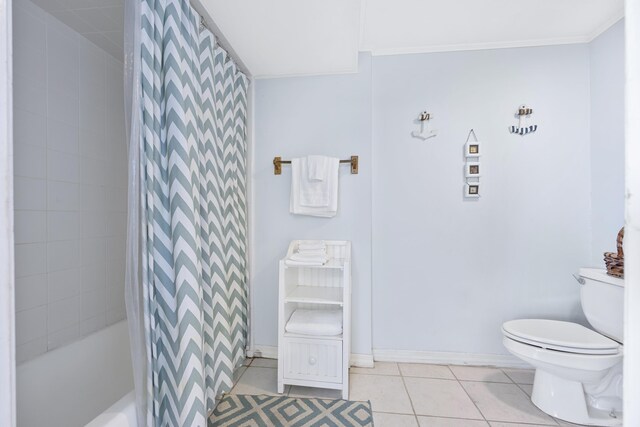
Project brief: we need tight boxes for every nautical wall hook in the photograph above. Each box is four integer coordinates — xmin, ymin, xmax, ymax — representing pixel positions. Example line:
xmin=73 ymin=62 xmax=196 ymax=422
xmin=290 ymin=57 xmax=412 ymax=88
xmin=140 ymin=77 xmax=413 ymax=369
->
xmin=412 ymin=111 xmax=438 ymax=140
xmin=509 ymin=105 xmax=537 ymax=136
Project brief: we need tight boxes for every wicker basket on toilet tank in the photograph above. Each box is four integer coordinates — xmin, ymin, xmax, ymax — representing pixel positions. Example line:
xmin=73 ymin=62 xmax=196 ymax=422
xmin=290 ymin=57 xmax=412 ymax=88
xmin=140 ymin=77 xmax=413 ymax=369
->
xmin=604 ymin=227 xmax=624 ymax=278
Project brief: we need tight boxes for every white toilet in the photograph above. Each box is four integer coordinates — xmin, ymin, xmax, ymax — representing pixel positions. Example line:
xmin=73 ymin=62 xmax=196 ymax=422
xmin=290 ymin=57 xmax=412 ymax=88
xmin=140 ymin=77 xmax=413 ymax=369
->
xmin=502 ymin=268 xmax=624 ymax=426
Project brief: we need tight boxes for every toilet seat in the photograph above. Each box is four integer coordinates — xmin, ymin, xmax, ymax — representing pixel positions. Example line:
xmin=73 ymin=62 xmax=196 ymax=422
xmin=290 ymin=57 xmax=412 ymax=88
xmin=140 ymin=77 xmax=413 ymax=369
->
xmin=503 ymin=319 xmax=620 ymax=355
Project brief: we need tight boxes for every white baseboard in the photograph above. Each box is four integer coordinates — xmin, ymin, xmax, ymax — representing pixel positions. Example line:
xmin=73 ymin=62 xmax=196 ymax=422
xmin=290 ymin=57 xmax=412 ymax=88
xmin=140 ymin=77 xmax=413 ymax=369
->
xmin=373 ymin=349 xmax=530 ymax=368
xmin=249 ymin=345 xmax=374 ymax=368
xmin=350 ymin=353 xmax=375 ymax=368
xmin=248 ymin=345 xmax=277 ymax=360
xmin=248 ymin=346 xmax=526 ymax=369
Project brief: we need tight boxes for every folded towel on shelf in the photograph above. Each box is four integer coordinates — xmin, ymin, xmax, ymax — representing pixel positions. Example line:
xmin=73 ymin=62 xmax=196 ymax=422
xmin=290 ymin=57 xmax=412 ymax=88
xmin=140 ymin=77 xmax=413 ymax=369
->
xmin=298 ymin=241 xmax=326 ymax=252
xmin=285 ymin=258 xmax=327 ymax=266
xmin=285 ymin=240 xmax=330 ymax=266
xmin=285 ymin=309 xmax=343 ymax=336
xmin=298 ymin=246 xmax=326 ymax=252
xmin=285 ymin=253 xmax=329 ymax=266
xmin=290 ymin=157 xmax=339 ymax=216
xmin=307 ymin=155 xmax=328 ymax=181
xmin=292 ymin=247 xmax=324 ymax=255
xmin=289 ymin=253 xmax=328 ymax=260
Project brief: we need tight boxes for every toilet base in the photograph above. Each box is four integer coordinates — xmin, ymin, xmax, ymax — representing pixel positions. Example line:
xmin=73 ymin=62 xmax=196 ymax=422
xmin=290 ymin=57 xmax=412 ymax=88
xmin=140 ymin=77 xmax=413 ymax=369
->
xmin=531 ymin=369 xmax=622 ymax=426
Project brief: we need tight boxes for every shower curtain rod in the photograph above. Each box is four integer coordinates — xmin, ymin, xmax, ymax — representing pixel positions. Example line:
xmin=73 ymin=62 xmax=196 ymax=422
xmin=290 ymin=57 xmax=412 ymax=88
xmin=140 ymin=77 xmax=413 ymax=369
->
xmin=197 ymin=12 xmax=251 ymax=78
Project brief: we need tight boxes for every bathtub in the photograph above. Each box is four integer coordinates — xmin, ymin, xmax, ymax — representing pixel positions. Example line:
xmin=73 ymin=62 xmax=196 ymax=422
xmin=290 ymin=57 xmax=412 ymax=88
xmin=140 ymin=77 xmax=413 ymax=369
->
xmin=86 ymin=391 xmax=137 ymax=427
xmin=17 ymin=321 xmax=134 ymax=427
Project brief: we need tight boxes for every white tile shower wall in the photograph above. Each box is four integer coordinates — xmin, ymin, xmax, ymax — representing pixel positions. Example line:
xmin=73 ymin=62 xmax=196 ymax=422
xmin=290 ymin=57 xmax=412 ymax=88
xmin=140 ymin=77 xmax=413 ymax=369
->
xmin=13 ymin=0 xmax=127 ymax=363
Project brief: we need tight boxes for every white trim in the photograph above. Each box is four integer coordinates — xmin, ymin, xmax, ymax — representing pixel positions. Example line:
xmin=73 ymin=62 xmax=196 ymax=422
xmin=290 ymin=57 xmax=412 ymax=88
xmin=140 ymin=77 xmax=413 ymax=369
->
xmin=248 ymin=345 xmax=374 ymax=368
xmin=588 ymin=12 xmax=625 ymax=42
xmin=350 ymin=353 xmax=374 ymax=368
xmin=246 ymin=78 xmax=256 ymax=356
xmin=624 ymin=1 xmax=640 ymax=425
xmin=367 ymin=36 xmax=592 ymax=57
xmin=0 ymin=0 xmax=15 ymax=424
xmin=249 ymin=345 xmax=525 ymax=369
xmin=373 ymin=349 xmax=530 ymax=369
xmin=253 ymin=68 xmax=359 ymax=80
xmin=247 ymin=345 xmax=278 ymax=360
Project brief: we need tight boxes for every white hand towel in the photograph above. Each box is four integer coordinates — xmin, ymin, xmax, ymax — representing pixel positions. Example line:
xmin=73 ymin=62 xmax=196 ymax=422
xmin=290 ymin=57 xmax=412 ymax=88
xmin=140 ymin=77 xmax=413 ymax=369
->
xmin=289 ymin=253 xmax=328 ymax=262
xmin=298 ymin=241 xmax=326 ymax=251
xmin=290 ymin=157 xmax=339 ymax=217
xmin=299 ymin=156 xmax=333 ymax=207
xmin=285 ymin=258 xmax=327 ymax=266
xmin=307 ymin=155 xmax=327 ymax=181
xmin=285 ymin=309 xmax=342 ymax=336
xmin=294 ymin=248 xmax=326 ymax=256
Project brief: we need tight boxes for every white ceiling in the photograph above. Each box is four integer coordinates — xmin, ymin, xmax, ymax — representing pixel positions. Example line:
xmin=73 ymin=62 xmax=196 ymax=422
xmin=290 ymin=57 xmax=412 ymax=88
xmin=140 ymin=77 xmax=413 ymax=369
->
xmin=27 ymin=0 xmax=624 ymax=77
xmin=361 ymin=0 xmax=625 ymax=56
xmin=26 ymin=0 xmax=124 ymax=60
xmin=198 ymin=0 xmax=362 ymax=78
xmin=202 ymin=0 xmax=623 ymax=78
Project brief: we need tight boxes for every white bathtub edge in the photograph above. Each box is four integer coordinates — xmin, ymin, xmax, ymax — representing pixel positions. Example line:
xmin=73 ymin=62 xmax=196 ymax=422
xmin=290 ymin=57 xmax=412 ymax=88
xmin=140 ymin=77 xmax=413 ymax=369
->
xmin=85 ymin=391 xmax=137 ymax=427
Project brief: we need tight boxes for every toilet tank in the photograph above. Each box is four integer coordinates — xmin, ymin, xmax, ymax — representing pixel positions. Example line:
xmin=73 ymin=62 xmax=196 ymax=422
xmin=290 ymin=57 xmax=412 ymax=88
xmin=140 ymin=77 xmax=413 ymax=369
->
xmin=579 ymin=268 xmax=624 ymax=343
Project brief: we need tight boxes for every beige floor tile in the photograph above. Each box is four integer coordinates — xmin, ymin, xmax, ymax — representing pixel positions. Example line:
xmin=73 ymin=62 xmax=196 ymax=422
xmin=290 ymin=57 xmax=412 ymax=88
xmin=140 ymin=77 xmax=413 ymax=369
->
xmin=517 ymin=383 xmax=533 ymax=397
xmin=373 ymin=412 xmax=419 ymax=427
xmin=233 ymin=366 xmax=247 ymax=382
xmin=461 ymin=381 xmax=556 ymax=425
xmin=231 ymin=367 xmax=288 ymax=396
xmin=399 ymin=363 xmax=455 ymax=379
xmin=489 ymin=423 xmax=556 ymax=427
xmin=251 ymin=357 xmax=277 ymax=368
xmin=288 ymin=385 xmax=343 ymax=399
xmin=404 ymin=377 xmax=483 ymax=420
xmin=351 ymin=361 xmax=400 ymax=376
xmin=450 ymin=366 xmax=512 ymax=383
xmin=554 ymin=419 xmax=590 ymax=426
xmin=349 ymin=373 xmax=414 ymax=414
xmin=418 ymin=416 xmax=489 ymax=426
xmin=502 ymin=368 xmax=535 ymax=385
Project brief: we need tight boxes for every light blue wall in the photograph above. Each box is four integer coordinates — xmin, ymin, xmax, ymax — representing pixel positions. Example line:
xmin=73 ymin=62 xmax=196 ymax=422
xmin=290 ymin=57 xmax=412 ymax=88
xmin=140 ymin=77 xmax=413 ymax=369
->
xmin=589 ymin=21 xmax=625 ymax=265
xmin=372 ymin=45 xmax=591 ymax=354
xmin=253 ymin=35 xmax=624 ymax=356
xmin=253 ymin=54 xmax=373 ymax=355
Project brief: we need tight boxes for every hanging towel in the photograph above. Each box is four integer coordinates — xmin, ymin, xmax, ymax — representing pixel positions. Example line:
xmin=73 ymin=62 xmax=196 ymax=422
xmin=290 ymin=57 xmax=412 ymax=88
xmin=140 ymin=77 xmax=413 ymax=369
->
xmin=307 ymin=155 xmax=328 ymax=181
xmin=290 ymin=157 xmax=340 ymax=217
xmin=299 ymin=156 xmax=334 ymax=207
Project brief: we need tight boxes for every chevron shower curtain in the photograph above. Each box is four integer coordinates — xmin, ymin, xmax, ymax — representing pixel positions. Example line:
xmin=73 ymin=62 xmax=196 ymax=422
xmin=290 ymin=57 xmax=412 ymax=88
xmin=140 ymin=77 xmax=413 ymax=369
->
xmin=125 ymin=0 xmax=249 ymax=425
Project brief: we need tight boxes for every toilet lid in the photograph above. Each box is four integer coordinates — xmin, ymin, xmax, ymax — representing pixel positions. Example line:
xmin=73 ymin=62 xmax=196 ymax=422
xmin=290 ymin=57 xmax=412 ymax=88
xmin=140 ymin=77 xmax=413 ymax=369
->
xmin=503 ymin=319 xmax=621 ymax=355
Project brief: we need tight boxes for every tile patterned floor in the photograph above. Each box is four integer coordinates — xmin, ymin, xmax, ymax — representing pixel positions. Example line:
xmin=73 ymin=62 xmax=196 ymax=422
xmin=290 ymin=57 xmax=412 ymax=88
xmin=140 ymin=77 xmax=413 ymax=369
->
xmin=231 ymin=359 xmax=589 ymax=427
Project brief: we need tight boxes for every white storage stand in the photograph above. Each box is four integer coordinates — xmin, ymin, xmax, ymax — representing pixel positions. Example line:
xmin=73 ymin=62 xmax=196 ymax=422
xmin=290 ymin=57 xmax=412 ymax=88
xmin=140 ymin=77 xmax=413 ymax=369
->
xmin=277 ymin=240 xmax=351 ymax=399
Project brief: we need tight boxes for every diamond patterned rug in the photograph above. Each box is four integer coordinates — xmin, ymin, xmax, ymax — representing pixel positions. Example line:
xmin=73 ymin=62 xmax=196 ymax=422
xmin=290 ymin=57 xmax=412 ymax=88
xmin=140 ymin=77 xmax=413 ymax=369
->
xmin=209 ymin=394 xmax=374 ymax=427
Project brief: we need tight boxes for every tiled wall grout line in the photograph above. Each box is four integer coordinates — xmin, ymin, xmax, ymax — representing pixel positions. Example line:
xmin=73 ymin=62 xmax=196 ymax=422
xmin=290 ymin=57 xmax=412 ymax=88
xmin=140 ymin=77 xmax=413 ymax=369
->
xmin=14 ymin=1 xmax=128 ymax=362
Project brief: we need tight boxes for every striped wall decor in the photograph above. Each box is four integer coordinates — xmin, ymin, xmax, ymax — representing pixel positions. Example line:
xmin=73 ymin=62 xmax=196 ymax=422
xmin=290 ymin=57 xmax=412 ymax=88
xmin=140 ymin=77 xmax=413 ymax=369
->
xmin=139 ymin=0 xmax=249 ymax=424
xmin=510 ymin=124 xmax=538 ymax=135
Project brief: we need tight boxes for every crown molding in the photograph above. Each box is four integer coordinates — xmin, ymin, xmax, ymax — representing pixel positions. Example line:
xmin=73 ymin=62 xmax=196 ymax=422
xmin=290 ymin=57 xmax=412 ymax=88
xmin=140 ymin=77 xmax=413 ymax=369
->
xmin=366 ymin=35 xmax=594 ymax=57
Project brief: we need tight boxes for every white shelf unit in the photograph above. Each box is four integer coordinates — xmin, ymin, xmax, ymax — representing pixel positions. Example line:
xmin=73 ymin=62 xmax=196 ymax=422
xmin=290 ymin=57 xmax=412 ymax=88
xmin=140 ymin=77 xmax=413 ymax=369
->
xmin=277 ymin=240 xmax=351 ymax=399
